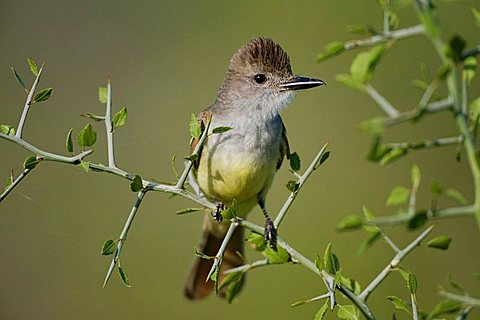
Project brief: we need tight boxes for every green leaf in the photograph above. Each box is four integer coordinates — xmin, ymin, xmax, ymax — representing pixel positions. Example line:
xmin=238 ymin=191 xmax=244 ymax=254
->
xmin=221 ymin=199 xmax=238 ymax=219
xmin=463 ymin=56 xmax=477 ymax=84
xmin=386 ymin=296 xmax=411 ymax=314
xmin=98 ymin=87 xmax=108 ymax=104
xmin=185 ymin=154 xmax=199 ymax=162
xmin=4 ymin=172 xmax=14 ymax=191
xmin=212 ymin=126 xmax=232 ymax=134
xmin=286 ymin=180 xmax=299 ymax=192
xmin=76 ymin=161 xmax=90 ymax=172
xmin=470 ymin=97 xmax=480 ymax=121
xmin=473 ymin=8 xmax=480 ymax=27
xmin=445 ymin=34 xmax=466 ymax=62
xmin=316 ymin=41 xmax=346 ymax=63
xmin=76 ymin=123 xmax=97 ymax=148
xmin=130 ymin=175 xmax=143 ymax=192
xmin=225 ymin=274 xmax=244 ymax=303
xmin=219 ymin=271 xmax=243 ymax=291
xmin=11 ymin=67 xmax=26 ymax=90
xmin=411 ymin=164 xmax=421 ymax=188
xmin=427 ymin=235 xmax=452 ymax=250
xmin=27 ymin=58 xmax=39 ymax=76
xmin=314 ymin=300 xmax=329 ymax=320
xmin=386 ymin=186 xmax=410 ymax=206
xmin=189 ymin=113 xmax=201 ymax=139
xmin=318 ymin=151 xmax=330 ymax=168
xmin=314 ymin=252 xmax=323 ymax=272
xmin=33 ymin=88 xmax=52 ymax=103
xmin=194 ymin=247 xmax=214 ymax=260
xmin=336 ymin=74 xmax=366 ymax=91
xmin=118 ymin=266 xmax=131 ymax=287
xmin=23 ymin=156 xmax=40 ymax=170
xmin=289 ymin=152 xmax=301 ymax=171
xmin=350 ymin=45 xmax=386 ymax=83
xmin=408 ymin=273 xmax=417 ymax=295
xmin=388 ymin=9 xmax=399 ymax=30
xmin=81 ymin=112 xmax=104 ymax=122
xmin=246 ymin=233 xmax=266 ymax=252
xmin=362 ymin=206 xmax=375 ymax=220
xmin=176 ymin=207 xmax=203 ymax=215
xmin=101 ymin=239 xmax=116 ymax=255
xmin=337 ymin=304 xmax=359 ymax=320
xmin=358 ymin=226 xmax=381 ymax=255
xmin=427 ymin=299 xmax=462 ymax=320
xmin=380 ymin=147 xmax=407 ymax=166
xmin=359 ymin=117 xmax=385 ymax=135
xmin=447 ymin=274 xmax=466 ymax=293
xmin=65 ymin=128 xmax=73 ymax=153
xmin=112 ymin=107 xmax=128 ymax=130
xmin=210 ymin=261 xmax=220 ymax=294
xmin=341 ymin=276 xmax=362 ymax=295
xmin=323 ymin=243 xmax=340 ymax=274
xmin=220 ymin=271 xmax=245 ymax=304
xmin=407 ymin=211 xmax=428 ymax=230
xmin=430 ymin=180 xmax=444 ymax=196
xmin=346 ymin=24 xmax=368 ymax=35
xmin=337 ymin=214 xmax=363 ymax=231
xmin=262 ymin=245 xmax=290 ymax=264
xmin=411 ymin=79 xmax=430 ymax=92
xmin=445 ymin=188 xmax=467 ymax=204
xmin=0 ymin=124 xmax=16 ymax=136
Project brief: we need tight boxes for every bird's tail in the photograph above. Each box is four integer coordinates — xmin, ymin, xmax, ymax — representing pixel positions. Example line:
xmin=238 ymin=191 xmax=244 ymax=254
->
xmin=184 ymin=217 xmax=244 ymax=300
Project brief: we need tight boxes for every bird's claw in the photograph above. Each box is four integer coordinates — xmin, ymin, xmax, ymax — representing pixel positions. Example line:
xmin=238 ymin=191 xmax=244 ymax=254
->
xmin=264 ymin=218 xmax=277 ymax=251
xmin=211 ymin=203 xmax=225 ymax=223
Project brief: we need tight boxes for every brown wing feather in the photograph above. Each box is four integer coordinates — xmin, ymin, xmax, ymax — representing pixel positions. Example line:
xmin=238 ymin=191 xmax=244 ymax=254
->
xmin=277 ymin=119 xmax=290 ymax=170
xmin=190 ymin=109 xmax=212 ymax=171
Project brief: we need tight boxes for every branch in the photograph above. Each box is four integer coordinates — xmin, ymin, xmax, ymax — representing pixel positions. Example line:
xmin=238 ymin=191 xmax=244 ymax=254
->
xmin=224 ymin=259 xmax=270 ymax=274
xmin=103 ymin=189 xmax=147 ymax=287
xmin=358 ymin=225 xmax=434 ymax=301
xmin=105 ymin=79 xmax=116 ymax=168
xmin=438 ymin=290 xmax=480 ymax=307
xmin=386 ymin=136 xmax=463 ymax=152
xmin=237 ymin=218 xmax=376 ymax=320
xmin=274 ymin=143 xmax=329 ymax=228
xmin=0 ymin=168 xmax=32 ymax=203
xmin=344 ymin=24 xmax=425 ymax=51
xmin=175 ymin=118 xmax=211 ymax=189
xmin=206 ymin=222 xmax=237 ymax=281
xmin=370 ymin=205 xmax=475 ymax=226
xmin=15 ymin=65 xmax=44 ymax=139
xmin=381 ymin=98 xmax=452 ymax=127
xmin=365 ymin=84 xmax=400 ymax=117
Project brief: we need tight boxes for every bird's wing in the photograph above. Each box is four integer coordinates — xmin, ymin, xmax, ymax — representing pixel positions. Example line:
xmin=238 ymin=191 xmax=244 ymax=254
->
xmin=189 ymin=109 xmax=212 ymax=172
xmin=277 ymin=118 xmax=290 ymax=170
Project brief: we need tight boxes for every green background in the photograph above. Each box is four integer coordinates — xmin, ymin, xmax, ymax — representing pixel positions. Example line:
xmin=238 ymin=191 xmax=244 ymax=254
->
xmin=1 ymin=1 xmax=479 ymax=319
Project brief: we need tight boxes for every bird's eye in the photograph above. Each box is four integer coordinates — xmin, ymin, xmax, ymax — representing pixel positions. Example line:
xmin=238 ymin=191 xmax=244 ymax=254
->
xmin=253 ymin=74 xmax=267 ymax=84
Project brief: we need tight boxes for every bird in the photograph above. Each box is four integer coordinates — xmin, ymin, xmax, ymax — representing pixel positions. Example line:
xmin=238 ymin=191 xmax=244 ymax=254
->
xmin=184 ymin=37 xmax=325 ymax=299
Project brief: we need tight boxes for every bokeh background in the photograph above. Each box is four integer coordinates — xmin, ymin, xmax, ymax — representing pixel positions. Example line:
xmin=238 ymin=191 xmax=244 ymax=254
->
xmin=1 ymin=1 xmax=479 ymax=319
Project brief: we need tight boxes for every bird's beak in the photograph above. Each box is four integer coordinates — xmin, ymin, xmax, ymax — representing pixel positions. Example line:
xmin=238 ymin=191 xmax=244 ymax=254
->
xmin=280 ymin=76 xmax=326 ymax=91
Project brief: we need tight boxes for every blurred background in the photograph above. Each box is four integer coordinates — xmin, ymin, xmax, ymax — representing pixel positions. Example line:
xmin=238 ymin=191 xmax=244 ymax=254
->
xmin=1 ymin=1 xmax=479 ymax=319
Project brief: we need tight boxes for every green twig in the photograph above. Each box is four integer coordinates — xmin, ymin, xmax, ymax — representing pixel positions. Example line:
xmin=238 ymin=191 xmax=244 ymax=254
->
xmin=206 ymin=222 xmax=237 ymax=281
xmin=0 ymin=169 xmax=32 ymax=203
xmin=358 ymin=225 xmax=434 ymax=301
xmin=274 ymin=143 xmax=329 ymax=228
xmin=103 ymin=189 xmax=147 ymax=287
xmin=15 ymin=65 xmax=44 ymax=139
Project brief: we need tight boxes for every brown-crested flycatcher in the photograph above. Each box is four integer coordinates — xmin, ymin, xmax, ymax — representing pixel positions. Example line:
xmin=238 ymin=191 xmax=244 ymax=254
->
xmin=185 ymin=37 xmax=325 ymax=299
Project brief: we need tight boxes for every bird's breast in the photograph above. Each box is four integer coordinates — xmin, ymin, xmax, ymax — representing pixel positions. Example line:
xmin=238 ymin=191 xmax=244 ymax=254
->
xmin=196 ymin=117 xmax=282 ymax=205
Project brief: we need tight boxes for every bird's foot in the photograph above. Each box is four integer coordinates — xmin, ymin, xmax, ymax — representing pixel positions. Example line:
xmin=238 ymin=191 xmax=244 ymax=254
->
xmin=264 ymin=218 xmax=277 ymax=251
xmin=211 ymin=202 xmax=225 ymax=223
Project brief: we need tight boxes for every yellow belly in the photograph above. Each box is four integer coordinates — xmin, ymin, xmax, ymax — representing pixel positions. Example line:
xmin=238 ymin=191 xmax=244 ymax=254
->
xmin=196 ymin=150 xmax=275 ymax=205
